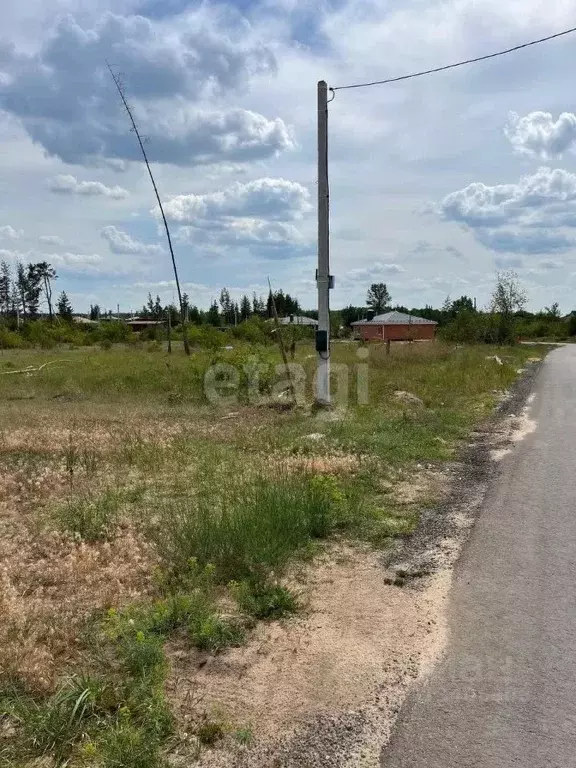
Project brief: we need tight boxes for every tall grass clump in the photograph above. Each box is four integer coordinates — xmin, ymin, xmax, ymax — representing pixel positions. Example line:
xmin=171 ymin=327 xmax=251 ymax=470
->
xmin=153 ymin=471 xmax=335 ymax=584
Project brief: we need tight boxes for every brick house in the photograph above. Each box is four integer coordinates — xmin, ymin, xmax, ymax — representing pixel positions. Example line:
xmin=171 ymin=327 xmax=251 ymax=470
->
xmin=351 ymin=310 xmax=437 ymax=341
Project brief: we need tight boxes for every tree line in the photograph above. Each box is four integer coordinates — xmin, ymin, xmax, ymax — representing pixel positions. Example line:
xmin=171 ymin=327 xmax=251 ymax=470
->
xmin=0 ymin=260 xmax=73 ymax=321
xmin=135 ymin=287 xmax=302 ymax=326
xmin=334 ymin=275 xmax=576 ymax=343
xmin=2 ymin=262 xmax=575 ymax=344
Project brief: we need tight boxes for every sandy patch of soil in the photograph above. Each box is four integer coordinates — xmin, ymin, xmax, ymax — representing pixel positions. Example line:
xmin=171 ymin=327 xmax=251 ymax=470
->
xmin=167 ymin=546 xmax=450 ymax=767
xmin=390 ymin=468 xmax=449 ymax=505
xmin=490 ymin=393 xmax=538 ymax=462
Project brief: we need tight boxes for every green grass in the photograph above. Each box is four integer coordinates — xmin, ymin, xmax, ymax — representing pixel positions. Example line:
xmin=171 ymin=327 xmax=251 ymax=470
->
xmin=0 ymin=669 xmax=172 ymax=768
xmin=0 ymin=340 xmax=546 ymax=766
xmin=231 ymin=580 xmax=299 ymax=620
xmin=151 ymin=470 xmax=336 ymax=584
xmin=0 ymin=344 xmax=279 ymax=405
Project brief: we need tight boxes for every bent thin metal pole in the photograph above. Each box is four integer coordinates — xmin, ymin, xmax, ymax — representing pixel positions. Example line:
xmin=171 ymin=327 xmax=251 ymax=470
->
xmin=316 ymin=80 xmax=330 ymax=406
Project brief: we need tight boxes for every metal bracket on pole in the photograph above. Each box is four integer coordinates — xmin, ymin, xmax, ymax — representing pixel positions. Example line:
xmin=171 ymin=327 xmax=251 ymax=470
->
xmin=316 ymin=80 xmax=331 ymax=407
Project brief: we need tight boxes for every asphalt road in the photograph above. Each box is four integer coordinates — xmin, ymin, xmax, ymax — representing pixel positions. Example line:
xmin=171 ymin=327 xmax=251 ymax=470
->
xmin=381 ymin=345 xmax=576 ymax=768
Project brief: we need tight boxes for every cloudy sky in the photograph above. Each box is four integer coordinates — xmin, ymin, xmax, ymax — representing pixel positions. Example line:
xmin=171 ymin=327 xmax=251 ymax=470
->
xmin=1 ymin=0 xmax=576 ymax=314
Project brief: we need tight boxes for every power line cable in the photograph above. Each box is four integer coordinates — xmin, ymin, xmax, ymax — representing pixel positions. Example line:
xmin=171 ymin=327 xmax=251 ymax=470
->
xmin=331 ymin=24 xmax=576 ymax=92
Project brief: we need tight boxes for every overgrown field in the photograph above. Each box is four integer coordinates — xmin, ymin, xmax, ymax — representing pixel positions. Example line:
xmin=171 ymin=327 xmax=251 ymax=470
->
xmin=0 ymin=341 xmax=541 ymax=766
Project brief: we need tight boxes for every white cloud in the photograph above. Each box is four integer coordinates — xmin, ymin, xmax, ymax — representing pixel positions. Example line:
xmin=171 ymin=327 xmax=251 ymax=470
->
xmin=48 ymin=174 xmax=129 ymax=199
xmin=101 ymin=225 xmax=164 ymax=256
xmin=439 ymin=167 xmax=576 ymax=227
xmin=505 ymin=111 xmax=576 ymax=159
xmin=494 ymin=255 xmax=524 ymax=269
xmin=438 ymin=167 xmax=576 ymax=254
xmin=477 ymin=228 xmax=575 ymax=254
xmin=162 ymin=178 xmax=311 ymax=223
xmin=176 ymin=219 xmax=311 ymax=259
xmin=48 ymin=252 xmax=104 ymax=273
xmin=162 ymin=178 xmax=312 ymax=260
xmin=538 ymin=259 xmax=563 ymax=270
xmin=0 ymin=248 xmax=25 ymax=260
xmin=345 ymin=262 xmax=405 ymax=281
xmin=38 ymin=235 xmax=64 ymax=246
xmin=129 ymin=106 xmax=294 ymax=167
xmin=0 ymin=10 xmax=292 ymax=167
xmin=0 ymin=225 xmax=23 ymax=239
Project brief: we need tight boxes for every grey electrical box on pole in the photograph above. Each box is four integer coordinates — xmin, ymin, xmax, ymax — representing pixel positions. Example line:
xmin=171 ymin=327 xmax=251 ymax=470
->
xmin=316 ymin=80 xmax=331 ymax=406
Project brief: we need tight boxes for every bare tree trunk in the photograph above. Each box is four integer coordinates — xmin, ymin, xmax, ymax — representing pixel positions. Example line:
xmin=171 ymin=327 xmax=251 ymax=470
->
xmin=268 ymin=279 xmax=295 ymax=403
xmin=107 ymin=63 xmax=190 ymax=356
xmin=43 ymin=276 xmax=53 ymax=321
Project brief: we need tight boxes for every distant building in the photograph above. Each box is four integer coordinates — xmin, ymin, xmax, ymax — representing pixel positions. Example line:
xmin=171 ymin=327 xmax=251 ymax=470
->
xmin=278 ymin=315 xmax=318 ymax=327
xmin=351 ymin=311 xmax=437 ymax=341
xmin=72 ymin=316 xmax=98 ymax=326
xmin=125 ymin=318 xmax=166 ymax=331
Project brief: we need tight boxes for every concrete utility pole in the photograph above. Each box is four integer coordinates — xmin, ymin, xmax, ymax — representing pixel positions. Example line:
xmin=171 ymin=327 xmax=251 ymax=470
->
xmin=316 ymin=80 xmax=331 ymax=406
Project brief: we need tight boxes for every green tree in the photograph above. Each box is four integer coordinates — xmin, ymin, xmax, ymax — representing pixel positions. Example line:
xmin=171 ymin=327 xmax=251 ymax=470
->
xmin=16 ymin=262 xmax=27 ymax=317
xmin=24 ymin=263 xmax=43 ymax=318
xmin=340 ymin=305 xmax=363 ymax=327
xmin=366 ymin=283 xmax=391 ymax=314
xmin=219 ymin=288 xmax=233 ymax=325
xmin=207 ymin=300 xmax=220 ymax=326
xmin=166 ymin=303 xmax=179 ymax=325
xmin=491 ymin=270 xmax=527 ymax=344
xmin=57 ymin=291 xmax=73 ymax=321
xmin=89 ymin=304 xmax=101 ymax=321
xmin=36 ymin=261 xmax=57 ymax=321
xmin=0 ymin=261 xmax=11 ymax=316
xmin=252 ymin=292 xmax=265 ymax=316
xmin=451 ymin=295 xmax=475 ymax=314
xmin=181 ymin=293 xmax=190 ymax=321
xmin=283 ymin=292 xmax=300 ymax=316
xmin=189 ymin=305 xmax=202 ymax=324
xmin=544 ymin=302 xmax=561 ymax=319
xmin=240 ymin=294 xmax=252 ymax=321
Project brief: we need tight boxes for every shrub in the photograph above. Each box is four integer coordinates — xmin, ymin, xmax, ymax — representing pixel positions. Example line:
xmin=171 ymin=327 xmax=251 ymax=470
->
xmin=231 ymin=317 xmax=272 ymax=345
xmin=187 ymin=325 xmax=229 ymax=350
xmin=197 ymin=719 xmax=225 ymax=745
xmin=54 ymin=491 xmax=123 ymax=541
xmin=153 ymin=471 xmax=335 ymax=584
xmin=104 ymin=579 xmax=244 ymax=655
xmin=120 ymin=631 xmax=166 ymax=678
xmin=231 ymin=580 xmax=298 ymax=619
xmin=0 ymin=326 xmax=25 ymax=349
xmin=93 ymin=321 xmax=134 ymax=344
xmin=189 ymin=614 xmax=245 ymax=652
xmin=96 ymin=720 xmax=166 ymax=768
xmin=1 ymin=675 xmax=107 ymax=763
xmin=20 ymin=319 xmax=89 ymax=348
xmin=440 ymin=310 xmax=487 ymax=344
xmin=54 ymin=492 xmax=134 ymax=541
